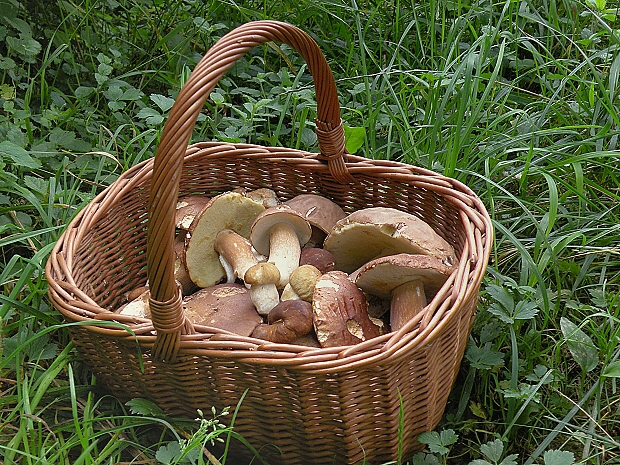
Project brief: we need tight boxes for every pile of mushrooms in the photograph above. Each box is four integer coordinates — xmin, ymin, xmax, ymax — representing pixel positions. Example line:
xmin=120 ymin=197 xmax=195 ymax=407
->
xmin=116 ymin=188 xmax=458 ymax=349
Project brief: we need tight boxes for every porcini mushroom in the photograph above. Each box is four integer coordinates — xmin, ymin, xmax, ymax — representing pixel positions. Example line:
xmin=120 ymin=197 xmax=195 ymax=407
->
xmin=250 ymin=205 xmax=312 ymax=289
xmin=312 ymin=271 xmax=381 ymax=347
xmin=243 ymin=262 xmax=281 ymax=315
xmin=117 ymin=288 xmax=150 ymax=318
xmin=174 ymin=233 xmax=196 ymax=296
xmin=280 ymin=264 xmax=322 ymax=302
xmin=182 ymin=283 xmax=262 ymax=336
xmin=351 ymin=253 xmax=454 ymax=332
xmin=284 ymin=194 xmax=346 ymax=247
xmin=175 ymin=194 xmax=210 ymax=230
xmin=299 ymin=247 xmax=336 ymax=274
xmin=214 ymin=230 xmax=280 ymax=315
xmin=324 ymin=207 xmax=457 ymax=273
xmin=244 ymin=188 xmax=280 ymax=208
xmin=251 ymin=299 xmax=314 ymax=343
xmin=185 ymin=191 xmax=265 ymax=288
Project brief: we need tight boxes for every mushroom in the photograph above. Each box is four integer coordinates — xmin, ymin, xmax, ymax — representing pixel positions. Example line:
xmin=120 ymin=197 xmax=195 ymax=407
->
xmin=250 ymin=205 xmax=312 ymax=289
xmin=323 ymin=207 xmax=457 ymax=273
xmin=243 ymin=262 xmax=281 ymax=316
xmin=175 ymin=194 xmax=210 ymax=230
xmin=185 ymin=191 xmax=265 ymax=288
xmin=174 ymin=233 xmax=197 ymax=296
xmin=182 ymin=283 xmax=262 ymax=336
xmin=117 ymin=288 xmax=150 ymax=318
xmin=244 ymin=188 xmax=280 ymax=208
xmin=280 ymin=264 xmax=322 ymax=302
xmin=251 ymin=299 xmax=314 ymax=343
xmin=312 ymin=271 xmax=381 ymax=347
xmin=351 ymin=254 xmax=454 ymax=332
xmin=299 ymin=247 xmax=336 ymax=274
xmin=284 ymin=194 xmax=346 ymax=247
xmin=214 ymin=230 xmax=279 ymax=315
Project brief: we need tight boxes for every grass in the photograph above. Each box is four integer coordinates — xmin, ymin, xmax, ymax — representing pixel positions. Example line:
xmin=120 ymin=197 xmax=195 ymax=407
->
xmin=1 ymin=0 xmax=620 ymax=463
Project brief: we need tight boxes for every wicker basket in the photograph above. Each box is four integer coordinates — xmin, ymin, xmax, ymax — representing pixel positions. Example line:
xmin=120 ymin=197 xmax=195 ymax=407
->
xmin=46 ymin=20 xmax=492 ymax=465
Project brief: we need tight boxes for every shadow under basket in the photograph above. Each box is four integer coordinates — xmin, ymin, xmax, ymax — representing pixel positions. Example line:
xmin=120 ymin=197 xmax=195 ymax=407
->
xmin=46 ymin=20 xmax=493 ymax=465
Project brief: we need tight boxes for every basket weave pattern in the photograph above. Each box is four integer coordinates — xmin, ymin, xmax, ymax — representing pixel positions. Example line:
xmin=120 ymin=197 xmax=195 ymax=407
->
xmin=46 ymin=21 xmax=492 ymax=465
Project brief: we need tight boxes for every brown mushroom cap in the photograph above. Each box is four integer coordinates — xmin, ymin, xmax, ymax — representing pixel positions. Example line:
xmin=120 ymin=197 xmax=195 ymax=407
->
xmin=352 ymin=254 xmax=454 ymax=332
xmin=250 ymin=205 xmax=312 ymax=256
xmin=174 ymin=233 xmax=196 ymax=296
xmin=185 ymin=191 xmax=265 ymax=288
xmin=175 ymin=195 xmax=210 ymax=230
xmin=182 ymin=283 xmax=262 ymax=336
xmin=284 ymin=194 xmax=346 ymax=234
xmin=251 ymin=299 xmax=314 ymax=343
xmin=299 ymin=247 xmax=336 ymax=274
xmin=351 ymin=254 xmax=454 ymax=300
xmin=323 ymin=207 xmax=457 ymax=273
xmin=312 ymin=271 xmax=381 ymax=347
xmin=244 ymin=188 xmax=280 ymax=208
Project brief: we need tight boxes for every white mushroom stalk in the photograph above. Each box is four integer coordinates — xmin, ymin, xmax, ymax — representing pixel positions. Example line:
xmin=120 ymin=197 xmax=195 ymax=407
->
xmin=351 ymin=253 xmax=455 ymax=332
xmin=244 ymin=262 xmax=281 ymax=316
xmin=266 ymin=222 xmax=303 ymax=289
xmin=214 ymin=230 xmax=280 ymax=315
xmin=250 ymin=205 xmax=312 ymax=290
xmin=214 ymin=230 xmax=259 ymax=282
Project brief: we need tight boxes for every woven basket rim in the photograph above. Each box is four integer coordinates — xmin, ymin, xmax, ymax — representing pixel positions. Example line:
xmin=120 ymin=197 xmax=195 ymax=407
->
xmin=46 ymin=140 xmax=492 ymax=373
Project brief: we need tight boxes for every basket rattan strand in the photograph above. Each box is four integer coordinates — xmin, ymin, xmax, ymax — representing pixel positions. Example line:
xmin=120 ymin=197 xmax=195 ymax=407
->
xmin=46 ymin=20 xmax=493 ymax=465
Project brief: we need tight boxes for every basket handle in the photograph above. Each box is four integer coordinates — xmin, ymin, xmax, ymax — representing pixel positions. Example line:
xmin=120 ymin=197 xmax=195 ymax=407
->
xmin=146 ymin=20 xmax=353 ymax=361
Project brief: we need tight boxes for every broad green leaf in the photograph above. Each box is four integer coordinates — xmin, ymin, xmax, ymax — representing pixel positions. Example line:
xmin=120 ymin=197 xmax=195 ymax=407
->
xmin=411 ymin=452 xmax=441 ymax=465
xmin=417 ymin=429 xmax=457 ymax=456
xmin=466 ymin=343 xmax=504 ymax=369
xmin=150 ymin=93 xmax=175 ymax=112
xmin=104 ymin=85 xmax=123 ymax=101
xmin=137 ymin=107 xmax=164 ymax=125
xmin=479 ymin=439 xmax=504 ymax=462
xmin=499 ymin=454 xmax=519 ymax=465
xmin=75 ymin=86 xmax=95 ymax=99
xmin=0 ymin=83 xmax=15 ymax=99
xmin=125 ymin=398 xmax=165 ymax=417
xmin=155 ymin=441 xmax=181 ymax=465
xmin=344 ymin=124 xmax=366 ymax=154
xmin=602 ymin=360 xmax=620 ymax=378
xmin=487 ymin=303 xmax=513 ymax=324
xmin=543 ymin=449 xmax=575 ymax=465
xmin=0 ymin=141 xmax=41 ymax=169
xmin=486 ymin=284 xmax=514 ymax=312
xmin=560 ymin=317 xmax=599 ymax=372
xmin=513 ymin=301 xmax=539 ymax=320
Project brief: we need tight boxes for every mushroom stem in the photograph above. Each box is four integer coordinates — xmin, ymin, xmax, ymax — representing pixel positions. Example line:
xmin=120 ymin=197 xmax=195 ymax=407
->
xmin=244 ymin=262 xmax=281 ymax=315
xmin=268 ymin=222 xmax=302 ymax=289
xmin=390 ymin=279 xmax=427 ymax=331
xmin=214 ymin=230 xmax=258 ymax=281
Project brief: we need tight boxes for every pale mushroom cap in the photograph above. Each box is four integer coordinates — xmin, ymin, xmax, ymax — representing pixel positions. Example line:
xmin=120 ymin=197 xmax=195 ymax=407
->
xmin=185 ymin=191 xmax=265 ymax=288
xmin=323 ymin=207 xmax=457 ymax=273
xmin=351 ymin=253 xmax=454 ymax=300
xmin=244 ymin=262 xmax=280 ymax=285
xmin=288 ymin=264 xmax=322 ymax=302
xmin=284 ymin=194 xmax=346 ymax=233
xmin=182 ymin=284 xmax=262 ymax=336
xmin=250 ymin=205 xmax=312 ymax=256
